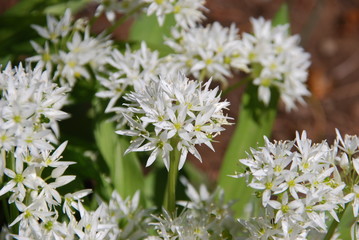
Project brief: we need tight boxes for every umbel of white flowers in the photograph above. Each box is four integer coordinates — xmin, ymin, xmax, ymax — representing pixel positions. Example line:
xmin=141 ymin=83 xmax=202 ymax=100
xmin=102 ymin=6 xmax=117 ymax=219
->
xmin=0 ymin=63 xmax=149 ymax=239
xmin=235 ymin=130 xmax=359 ymax=240
xmin=0 ymin=63 xmax=69 ymax=158
xmin=117 ymin=71 xmax=231 ymax=171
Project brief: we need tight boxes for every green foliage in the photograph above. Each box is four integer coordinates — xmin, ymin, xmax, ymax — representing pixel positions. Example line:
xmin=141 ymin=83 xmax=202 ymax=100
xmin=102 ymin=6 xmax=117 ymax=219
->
xmin=129 ymin=13 xmax=175 ymax=56
xmin=218 ymin=3 xmax=288 ymax=218
xmin=94 ymin=120 xmax=145 ymax=201
xmin=0 ymin=0 xmax=90 ymax=66
xmin=218 ymin=83 xmax=279 ymax=217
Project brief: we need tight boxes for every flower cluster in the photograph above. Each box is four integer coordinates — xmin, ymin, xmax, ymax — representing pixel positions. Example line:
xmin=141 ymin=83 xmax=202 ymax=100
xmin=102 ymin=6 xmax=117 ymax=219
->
xmin=94 ymin=0 xmax=144 ymax=22
xmin=165 ymin=22 xmax=249 ymax=85
xmin=0 ymin=64 xmax=150 ymax=239
xmin=0 ymin=63 xmax=68 ymax=158
xmin=242 ymin=17 xmax=311 ymax=110
xmin=96 ymin=42 xmax=166 ymax=118
xmin=95 ymin=0 xmax=206 ymax=29
xmin=117 ymin=72 xmax=231 ymax=170
xmin=27 ymin=9 xmax=113 ymax=87
xmin=236 ymin=130 xmax=359 ymax=239
xmin=162 ymin=16 xmax=310 ymax=111
xmin=147 ymin=178 xmax=241 ymax=239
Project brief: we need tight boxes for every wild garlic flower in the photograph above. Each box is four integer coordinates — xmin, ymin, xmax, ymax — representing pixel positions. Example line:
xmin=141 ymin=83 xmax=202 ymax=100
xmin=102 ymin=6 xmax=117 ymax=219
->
xmin=96 ymin=42 xmax=165 ymax=118
xmin=144 ymin=0 xmax=206 ymax=28
xmin=1 ymin=139 xmax=148 ymax=239
xmin=116 ymin=72 xmax=231 ymax=170
xmin=94 ymin=0 xmax=206 ymax=29
xmin=94 ymin=0 xmax=144 ymax=22
xmin=0 ymin=63 xmax=69 ymax=156
xmin=165 ymin=22 xmax=249 ymax=85
xmin=148 ymin=178 xmax=241 ymax=239
xmin=235 ymin=130 xmax=358 ymax=238
xmin=0 ymin=141 xmax=88 ymax=238
xmin=241 ymin=17 xmax=311 ymax=111
xmin=27 ymin=9 xmax=113 ymax=87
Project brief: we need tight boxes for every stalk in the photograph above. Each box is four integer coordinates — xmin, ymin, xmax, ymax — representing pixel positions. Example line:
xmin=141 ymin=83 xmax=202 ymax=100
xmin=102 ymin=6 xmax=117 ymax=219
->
xmin=198 ymin=69 xmax=207 ymax=82
xmin=323 ymin=204 xmax=349 ymax=240
xmin=105 ymin=3 xmax=148 ymax=35
xmin=164 ymin=138 xmax=180 ymax=215
xmin=0 ymin=149 xmax=5 ymax=185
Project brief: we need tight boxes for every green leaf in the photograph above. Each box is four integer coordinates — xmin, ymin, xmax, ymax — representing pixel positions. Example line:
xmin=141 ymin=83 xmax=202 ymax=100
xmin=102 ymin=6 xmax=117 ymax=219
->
xmin=218 ymin=83 xmax=279 ymax=218
xmin=337 ymin=205 xmax=355 ymax=240
xmin=183 ymin=162 xmax=209 ymax=189
xmin=94 ymin=120 xmax=144 ymax=200
xmin=218 ymin=2 xmax=288 ymax=218
xmin=272 ymin=3 xmax=289 ymax=27
xmin=129 ymin=13 xmax=175 ymax=56
xmin=3 ymin=0 xmax=45 ymax=16
xmin=44 ymin=0 xmax=91 ymax=15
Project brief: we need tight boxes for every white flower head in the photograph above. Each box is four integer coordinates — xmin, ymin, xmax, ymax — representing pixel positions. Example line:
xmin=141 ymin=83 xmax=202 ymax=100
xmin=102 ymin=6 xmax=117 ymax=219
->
xmin=144 ymin=0 xmax=206 ymax=28
xmin=0 ymin=63 xmax=69 ymax=155
xmin=244 ymin=17 xmax=311 ymax=111
xmin=165 ymin=22 xmax=249 ymax=85
xmin=117 ymin=72 xmax=231 ymax=170
xmin=236 ymin=130 xmax=354 ymax=237
xmin=28 ymin=9 xmax=113 ymax=88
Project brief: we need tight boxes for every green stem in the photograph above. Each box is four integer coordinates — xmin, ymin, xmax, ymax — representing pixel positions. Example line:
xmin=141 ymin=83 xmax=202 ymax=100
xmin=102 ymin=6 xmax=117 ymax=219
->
xmin=105 ymin=3 xmax=148 ymax=35
xmin=89 ymin=12 xmax=101 ymax=28
xmin=164 ymin=139 xmax=180 ymax=215
xmin=0 ymin=150 xmax=5 ymax=185
xmin=198 ymin=69 xmax=207 ymax=82
xmin=323 ymin=204 xmax=349 ymax=240
xmin=222 ymin=76 xmax=252 ymax=97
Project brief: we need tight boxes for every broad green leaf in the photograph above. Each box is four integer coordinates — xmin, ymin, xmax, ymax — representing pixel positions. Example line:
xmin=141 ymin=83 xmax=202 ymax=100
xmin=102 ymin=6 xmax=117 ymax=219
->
xmin=3 ymin=0 xmax=45 ymax=16
xmin=337 ymin=204 xmax=355 ymax=240
xmin=44 ymin=0 xmax=91 ymax=15
xmin=218 ymin=2 xmax=288 ymax=218
xmin=183 ymin=162 xmax=209 ymax=189
xmin=94 ymin=120 xmax=144 ymax=200
xmin=129 ymin=13 xmax=175 ymax=56
xmin=272 ymin=3 xmax=289 ymax=27
xmin=219 ymin=83 xmax=278 ymax=218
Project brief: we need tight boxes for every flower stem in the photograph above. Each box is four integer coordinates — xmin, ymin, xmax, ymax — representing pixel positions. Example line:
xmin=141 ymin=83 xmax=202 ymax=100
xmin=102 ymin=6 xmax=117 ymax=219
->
xmin=198 ymin=69 xmax=207 ymax=82
xmin=164 ymin=139 xmax=180 ymax=215
xmin=105 ymin=3 xmax=148 ymax=35
xmin=323 ymin=204 xmax=349 ymax=240
xmin=0 ymin=150 xmax=5 ymax=185
xmin=222 ymin=75 xmax=252 ymax=97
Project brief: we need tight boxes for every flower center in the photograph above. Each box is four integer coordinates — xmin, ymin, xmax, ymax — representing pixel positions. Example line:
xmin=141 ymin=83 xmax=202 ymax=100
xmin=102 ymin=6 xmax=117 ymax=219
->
xmin=14 ymin=174 xmax=24 ymax=183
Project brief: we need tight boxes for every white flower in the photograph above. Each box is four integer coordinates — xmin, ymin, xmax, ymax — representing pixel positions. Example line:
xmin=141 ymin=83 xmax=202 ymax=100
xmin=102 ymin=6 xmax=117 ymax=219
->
xmin=63 ymin=189 xmax=92 ymax=218
xmin=95 ymin=0 xmax=144 ymax=22
xmin=28 ymin=10 xmax=113 ymax=88
xmin=0 ymin=159 xmax=38 ymax=202
xmin=165 ymin=22 xmax=248 ymax=85
xmin=237 ymin=130 xmax=353 ymax=237
xmin=335 ymin=128 xmax=359 ymax=156
xmin=0 ymin=63 xmax=69 ymax=155
xmin=97 ymin=42 xmax=163 ymax=116
xmin=172 ymin=0 xmax=206 ymax=29
xmin=10 ymin=200 xmax=54 ymax=231
xmin=243 ymin=17 xmax=311 ymax=111
xmin=268 ymin=192 xmax=302 ymax=234
xmin=31 ymin=9 xmax=72 ymax=43
xmin=150 ymin=179 xmax=240 ymax=239
xmin=117 ymin=72 xmax=230 ymax=170
xmin=144 ymin=0 xmax=206 ymax=28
